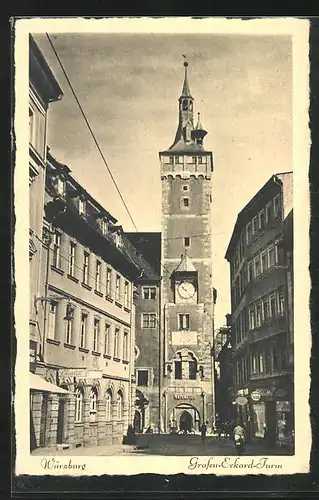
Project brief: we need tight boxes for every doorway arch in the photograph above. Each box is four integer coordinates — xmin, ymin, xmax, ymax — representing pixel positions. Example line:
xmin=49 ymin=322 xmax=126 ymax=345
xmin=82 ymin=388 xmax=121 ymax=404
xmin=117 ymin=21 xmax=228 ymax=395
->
xmin=179 ymin=411 xmax=192 ymax=432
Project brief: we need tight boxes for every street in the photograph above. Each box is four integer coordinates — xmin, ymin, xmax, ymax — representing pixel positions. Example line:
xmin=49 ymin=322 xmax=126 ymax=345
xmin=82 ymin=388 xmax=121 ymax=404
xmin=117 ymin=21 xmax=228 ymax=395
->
xmin=31 ymin=434 xmax=293 ymax=457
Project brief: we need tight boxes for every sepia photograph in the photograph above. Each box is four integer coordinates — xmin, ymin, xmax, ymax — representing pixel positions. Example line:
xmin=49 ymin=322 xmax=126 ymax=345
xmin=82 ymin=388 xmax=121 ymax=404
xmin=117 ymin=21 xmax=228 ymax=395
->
xmin=13 ymin=17 xmax=311 ymax=476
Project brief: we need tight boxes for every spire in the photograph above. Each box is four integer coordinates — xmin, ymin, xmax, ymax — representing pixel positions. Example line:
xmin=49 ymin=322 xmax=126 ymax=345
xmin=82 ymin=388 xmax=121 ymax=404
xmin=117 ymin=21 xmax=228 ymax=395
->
xmin=181 ymin=60 xmax=192 ymax=98
xmin=196 ymin=112 xmax=203 ymax=130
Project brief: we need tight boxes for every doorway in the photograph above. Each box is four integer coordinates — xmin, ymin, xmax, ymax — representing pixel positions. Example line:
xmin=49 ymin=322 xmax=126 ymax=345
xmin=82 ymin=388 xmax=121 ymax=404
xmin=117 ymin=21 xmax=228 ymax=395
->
xmin=57 ymin=397 xmax=65 ymax=444
xmin=179 ymin=411 xmax=192 ymax=432
xmin=39 ymin=393 xmax=48 ymax=447
xmin=134 ymin=410 xmax=142 ymax=433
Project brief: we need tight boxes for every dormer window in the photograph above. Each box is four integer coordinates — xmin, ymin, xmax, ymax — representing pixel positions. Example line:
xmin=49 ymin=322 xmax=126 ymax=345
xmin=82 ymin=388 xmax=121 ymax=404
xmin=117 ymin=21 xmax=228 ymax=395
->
xmin=101 ymin=219 xmax=108 ymax=235
xmin=78 ymin=198 xmax=86 ymax=216
xmin=57 ymin=177 xmax=65 ymax=196
xmin=115 ymin=232 xmax=122 ymax=248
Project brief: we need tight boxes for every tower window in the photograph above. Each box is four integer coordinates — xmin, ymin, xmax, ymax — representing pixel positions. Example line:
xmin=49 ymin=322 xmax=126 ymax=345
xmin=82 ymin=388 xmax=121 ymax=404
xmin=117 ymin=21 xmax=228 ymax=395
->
xmin=178 ymin=313 xmax=190 ymax=330
xmin=182 ymin=185 xmax=189 ymax=191
xmin=174 ymin=360 xmax=182 ymax=380
xmin=182 ymin=99 xmax=189 ymax=111
xmin=198 ymin=157 xmax=203 ymax=164
xmin=169 ymin=156 xmax=174 ymax=164
xmin=137 ymin=369 xmax=149 ymax=387
xmin=182 ymin=197 xmax=189 ymax=207
xmin=184 ymin=237 xmax=190 ymax=248
xmin=175 ymin=156 xmax=183 ymax=164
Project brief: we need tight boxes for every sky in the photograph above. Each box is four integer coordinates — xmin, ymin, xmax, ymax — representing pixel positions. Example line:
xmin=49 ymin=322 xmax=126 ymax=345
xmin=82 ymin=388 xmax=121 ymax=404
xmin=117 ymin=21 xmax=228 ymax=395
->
xmin=33 ymin=32 xmax=292 ymax=327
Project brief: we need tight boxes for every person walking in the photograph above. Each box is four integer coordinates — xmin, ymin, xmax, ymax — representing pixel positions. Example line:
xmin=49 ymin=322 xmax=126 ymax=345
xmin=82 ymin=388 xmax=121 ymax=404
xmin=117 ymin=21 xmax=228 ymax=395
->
xmin=201 ymin=421 xmax=208 ymax=442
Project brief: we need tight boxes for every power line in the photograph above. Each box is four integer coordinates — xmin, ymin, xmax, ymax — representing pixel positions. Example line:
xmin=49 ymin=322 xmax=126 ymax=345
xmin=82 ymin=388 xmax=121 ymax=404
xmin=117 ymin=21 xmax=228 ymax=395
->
xmin=45 ymin=33 xmax=138 ymax=232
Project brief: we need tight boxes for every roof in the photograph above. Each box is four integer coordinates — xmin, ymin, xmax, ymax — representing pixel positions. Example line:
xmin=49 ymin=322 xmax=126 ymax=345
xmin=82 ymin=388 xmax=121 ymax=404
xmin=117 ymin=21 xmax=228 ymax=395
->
xmin=180 ymin=62 xmax=193 ymax=98
xmin=225 ymin=172 xmax=292 ymax=261
xmin=174 ymin=253 xmax=197 ymax=273
xmin=46 ymin=150 xmax=117 ymax=224
xmin=125 ymin=232 xmax=161 ymax=277
xmin=29 ymin=35 xmax=63 ymax=104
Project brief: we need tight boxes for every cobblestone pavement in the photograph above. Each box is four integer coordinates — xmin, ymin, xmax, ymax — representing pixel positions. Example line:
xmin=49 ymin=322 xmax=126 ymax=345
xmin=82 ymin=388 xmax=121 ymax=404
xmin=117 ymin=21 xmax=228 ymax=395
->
xmin=31 ymin=434 xmax=293 ymax=457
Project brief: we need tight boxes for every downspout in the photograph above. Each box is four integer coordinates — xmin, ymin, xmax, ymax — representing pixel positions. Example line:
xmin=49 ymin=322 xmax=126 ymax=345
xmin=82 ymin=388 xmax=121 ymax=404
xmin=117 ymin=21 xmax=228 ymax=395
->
xmin=41 ymin=227 xmax=51 ymax=361
xmin=158 ymin=276 xmax=162 ymax=434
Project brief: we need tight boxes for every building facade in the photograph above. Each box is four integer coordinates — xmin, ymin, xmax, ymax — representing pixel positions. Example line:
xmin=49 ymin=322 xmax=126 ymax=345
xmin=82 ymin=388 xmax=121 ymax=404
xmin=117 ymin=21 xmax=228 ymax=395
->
xmin=159 ymin=61 xmax=216 ymax=433
xmin=29 ymin=35 xmax=63 ymax=373
xmin=125 ymin=233 xmax=161 ymax=433
xmin=225 ymin=172 xmax=294 ymax=448
xmin=30 ymin=149 xmax=157 ymax=450
xmin=213 ymin=318 xmax=234 ymax=426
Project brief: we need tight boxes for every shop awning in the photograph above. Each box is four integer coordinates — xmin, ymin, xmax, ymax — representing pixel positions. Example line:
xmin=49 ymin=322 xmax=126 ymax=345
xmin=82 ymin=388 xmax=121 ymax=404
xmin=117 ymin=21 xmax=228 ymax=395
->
xmin=30 ymin=373 xmax=70 ymax=394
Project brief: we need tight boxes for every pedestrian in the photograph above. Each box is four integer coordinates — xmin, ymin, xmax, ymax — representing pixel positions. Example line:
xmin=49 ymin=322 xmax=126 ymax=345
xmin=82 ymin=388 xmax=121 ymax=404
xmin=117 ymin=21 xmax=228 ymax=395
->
xmin=200 ymin=421 xmax=208 ymax=442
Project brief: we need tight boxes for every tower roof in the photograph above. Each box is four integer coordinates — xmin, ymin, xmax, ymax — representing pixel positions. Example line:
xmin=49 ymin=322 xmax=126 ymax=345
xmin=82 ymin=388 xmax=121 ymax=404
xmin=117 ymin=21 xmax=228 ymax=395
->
xmin=181 ymin=61 xmax=193 ymax=99
xmin=174 ymin=252 xmax=197 ymax=273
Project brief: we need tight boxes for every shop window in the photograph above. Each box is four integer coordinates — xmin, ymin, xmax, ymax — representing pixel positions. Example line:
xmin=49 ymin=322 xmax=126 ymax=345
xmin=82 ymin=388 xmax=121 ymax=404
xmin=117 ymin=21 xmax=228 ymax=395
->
xmin=89 ymin=388 xmax=98 ymax=423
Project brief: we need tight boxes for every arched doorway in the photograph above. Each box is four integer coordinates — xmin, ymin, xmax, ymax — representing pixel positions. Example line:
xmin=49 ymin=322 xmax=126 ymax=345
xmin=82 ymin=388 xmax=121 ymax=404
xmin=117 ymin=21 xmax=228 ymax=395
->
xmin=179 ymin=410 xmax=192 ymax=432
xmin=134 ymin=410 xmax=142 ymax=433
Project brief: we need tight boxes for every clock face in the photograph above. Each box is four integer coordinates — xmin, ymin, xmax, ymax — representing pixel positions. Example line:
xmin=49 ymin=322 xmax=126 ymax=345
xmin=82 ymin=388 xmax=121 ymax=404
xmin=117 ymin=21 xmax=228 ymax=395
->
xmin=178 ymin=281 xmax=195 ymax=299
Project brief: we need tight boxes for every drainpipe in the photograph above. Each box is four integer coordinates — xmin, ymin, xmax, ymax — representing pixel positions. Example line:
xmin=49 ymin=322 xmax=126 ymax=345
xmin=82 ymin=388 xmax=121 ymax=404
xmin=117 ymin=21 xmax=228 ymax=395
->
xmin=158 ymin=277 xmax=162 ymax=434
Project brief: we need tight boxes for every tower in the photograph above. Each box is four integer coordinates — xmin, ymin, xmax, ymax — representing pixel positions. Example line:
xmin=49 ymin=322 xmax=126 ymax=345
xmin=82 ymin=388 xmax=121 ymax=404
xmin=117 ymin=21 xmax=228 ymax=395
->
xmin=159 ymin=60 xmax=215 ymax=433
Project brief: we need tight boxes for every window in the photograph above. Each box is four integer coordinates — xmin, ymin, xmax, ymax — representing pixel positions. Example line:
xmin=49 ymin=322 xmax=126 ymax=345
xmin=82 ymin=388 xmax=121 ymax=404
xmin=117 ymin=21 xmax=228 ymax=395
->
xmin=198 ymin=156 xmax=203 ymax=164
xmin=57 ymin=177 xmax=65 ymax=196
xmin=273 ymin=349 xmax=279 ymax=371
xmin=106 ymin=268 xmax=112 ymax=297
xmin=252 ymin=354 xmax=257 ymax=374
xmin=246 ymin=222 xmax=252 ymax=244
xmin=142 ymin=313 xmax=157 ymax=329
xmin=259 ymin=210 xmax=265 ymax=231
xmin=114 ymin=328 xmax=119 ymax=357
xmin=65 ymin=304 xmax=74 ymax=345
xmin=137 ymin=369 xmax=149 ymax=386
xmin=47 ymin=301 xmax=57 ymax=339
xmin=278 ymin=289 xmax=285 ymax=315
xmin=178 ymin=313 xmax=190 ymax=330
xmin=189 ymin=354 xmax=197 ymax=380
xmin=268 ymin=245 xmax=275 ymax=267
xmin=123 ymin=331 xmax=129 ymax=361
xmin=83 ymin=252 xmax=90 ymax=285
xmin=75 ymin=388 xmax=83 ymax=423
xmin=270 ymin=294 xmax=277 ymax=317
xmin=116 ymin=392 xmax=123 ymax=420
xmin=116 ymin=274 xmax=121 ymax=302
xmin=252 ymin=216 xmax=258 ymax=236
xmin=52 ymin=231 xmax=61 ymax=268
xmin=182 ymin=99 xmax=189 ymax=111
xmin=266 ymin=201 xmax=272 ymax=224
xmin=68 ymin=241 xmax=76 ymax=277
xmin=169 ymin=156 xmax=174 ymax=164
xmin=261 ymin=251 xmax=267 ymax=273
xmin=248 ymin=306 xmax=255 ymax=330
xmin=78 ymin=198 xmax=86 ymax=215
xmin=105 ymin=390 xmax=112 ymax=421
xmin=93 ymin=318 xmax=100 ymax=352
xmin=256 ymin=303 xmax=262 ymax=327
xmin=254 ymin=256 xmax=261 ymax=277
xmin=124 ymin=281 xmax=130 ymax=308
xmin=104 ymin=323 xmax=110 ymax=355
xmin=259 ymin=353 xmax=264 ymax=373
xmin=263 ymin=298 xmax=269 ymax=322
xmin=89 ymin=388 xmax=97 ymax=423
xmin=95 ymin=260 xmax=101 ymax=292
xmin=183 ymin=197 xmax=189 ymax=207
xmin=175 ymin=156 xmax=183 ymax=164
xmin=101 ymin=219 xmax=108 ymax=235
xmin=80 ymin=313 xmax=87 ymax=348
xmin=184 ymin=237 xmax=190 ymax=248
xmin=174 ymin=359 xmax=182 ymax=380
xmin=182 ymin=184 xmax=189 ymax=191
xmin=29 ymin=107 xmax=34 ymax=143
xmin=274 ymin=194 xmax=281 ymax=219
xmin=247 ymin=260 xmax=253 ymax=282
xmin=142 ymin=286 xmax=156 ymax=300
